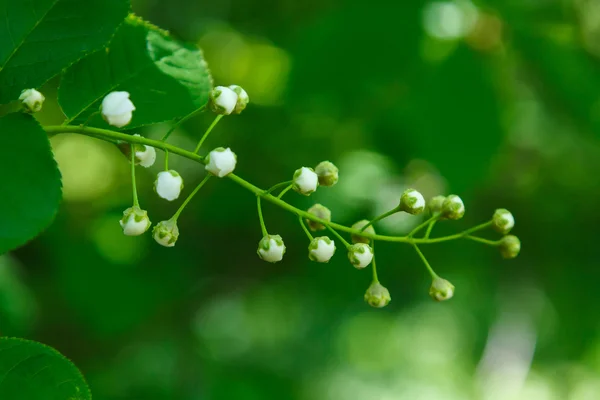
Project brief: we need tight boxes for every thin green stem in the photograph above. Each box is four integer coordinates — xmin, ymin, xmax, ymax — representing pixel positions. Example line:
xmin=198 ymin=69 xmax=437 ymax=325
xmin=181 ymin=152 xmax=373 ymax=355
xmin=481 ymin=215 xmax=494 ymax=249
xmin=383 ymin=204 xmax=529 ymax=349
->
xmin=371 ymin=242 xmax=379 ymax=283
xmin=45 ymin=125 xmax=497 ymax=246
xmin=360 ymin=206 xmax=401 ymax=232
xmin=325 ymin=225 xmax=351 ymax=249
xmin=257 ymin=196 xmax=268 ymax=236
xmin=265 ymin=180 xmax=293 ymax=195
xmin=194 ymin=114 xmax=223 ymax=154
xmin=464 ymin=235 xmax=501 ymax=246
xmin=276 ymin=184 xmax=293 ymax=199
xmin=412 ymin=244 xmax=438 ymax=279
xmin=161 ymin=106 xmax=206 ymax=142
xmin=424 ymin=219 xmax=437 ymax=239
xmin=298 ymin=216 xmax=314 ymax=241
xmin=164 ymin=149 xmax=169 ymax=171
xmin=460 ymin=221 xmax=493 ymax=236
xmin=81 ymin=111 xmax=100 ymax=128
xmin=130 ymin=144 xmax=139 ymax=207
xmin=171 ymin=175 xmax=211 ymax=221
xmin=408 ymin=215 xmax=439 ymax=237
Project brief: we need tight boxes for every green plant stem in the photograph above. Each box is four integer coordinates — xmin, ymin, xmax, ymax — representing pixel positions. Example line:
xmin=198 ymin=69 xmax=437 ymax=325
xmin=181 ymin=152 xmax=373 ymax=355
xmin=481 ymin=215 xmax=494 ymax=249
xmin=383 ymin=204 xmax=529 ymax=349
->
xmin=130 ymin=144 xmax=139 ymax=207
xmin=371 ymin=242 xmax=379 ymax=283
xmin=265 ymin=180 xmax=293 ymax=195
xmin=161 ymin=106 xmax=206 ymax=142
xmin=194 ymin=114 xmax=223 ymax=154
xmin=298 ymin=216 xmax=314 ymax=241
xmin=360 ymin=206 xmax=401 ymax=232
xmin=171 ymin=175 xmax=211 ymax=221
xmin=325 ymin=225 xmax=351 ymax=249
xmin=276 ymin=184 xmax=293 ymax=199
xmin=465 ymin=235 xmax=501 ymax=246
xmin=408 ymin=215 xmax=439 ymax=237
xmin=164 ymin=149 xmax=169 ymax=171
xmin=412 ymin=244 xmax=438 ymax=279
xmin=257 ymin=196 xmax=268 ymax=236
xmin=424 ymin=219 xmax=437 ymax=239
xmin=44 ymin=125 xmax=496 ymax=246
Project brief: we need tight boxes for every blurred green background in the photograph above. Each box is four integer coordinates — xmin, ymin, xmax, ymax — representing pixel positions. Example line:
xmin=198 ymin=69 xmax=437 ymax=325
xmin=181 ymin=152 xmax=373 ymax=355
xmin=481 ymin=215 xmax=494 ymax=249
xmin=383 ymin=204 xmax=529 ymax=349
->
xmin=2 ymin=0 xmax=600 ymax=398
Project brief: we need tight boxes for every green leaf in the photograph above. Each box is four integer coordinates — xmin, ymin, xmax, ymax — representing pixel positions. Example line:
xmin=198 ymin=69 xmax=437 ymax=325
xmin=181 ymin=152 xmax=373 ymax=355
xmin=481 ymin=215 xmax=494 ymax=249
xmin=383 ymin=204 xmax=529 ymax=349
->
xmin=0 ymin=0 xmax=130 ymax=104
xmin=59 ymin=15 xmax=213 ymax=129
xmin=0 ymin=337 xmax=91 ymax=400
xmin=0 ymin=113 xmax=62 ymax=255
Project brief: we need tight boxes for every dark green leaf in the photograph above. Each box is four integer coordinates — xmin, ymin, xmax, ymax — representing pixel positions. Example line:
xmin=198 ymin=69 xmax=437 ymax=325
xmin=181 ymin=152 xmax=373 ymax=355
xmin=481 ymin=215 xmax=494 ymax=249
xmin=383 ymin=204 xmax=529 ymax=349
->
xmin=59 ymin=15 xmax=213 ymax=129
xmin=0 ymin=113 xmax=62 ymax=254
xmin=0 ymin=0 xmax=130 ymax=103
xmin=0 ymin=337 xmax=90 ymax=400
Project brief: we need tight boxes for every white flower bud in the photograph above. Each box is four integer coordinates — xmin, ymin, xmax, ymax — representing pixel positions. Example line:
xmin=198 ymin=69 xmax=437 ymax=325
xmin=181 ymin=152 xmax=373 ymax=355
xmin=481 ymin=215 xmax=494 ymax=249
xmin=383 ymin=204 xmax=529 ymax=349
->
xmin=210 ymin=86 xmax=238 ymax=115
xmin=305 ymin=204 xmax=331 ymax=231
xmin=119 ymin=206 xmax=151 ymax=236
xmin=499 ymin=235 xmax=521 ymax=259
xmin=153 ymin=220 xmax=180 ymax=247
xmin=205 ymin=147 xmax=237 ymax=177
xmin=132 ymin=134 xmax=156 ymax=167
xmin=154 ymin=170 xmax=184 ymax=201
xmin=257 ymin=234 xmax=286 ymax=263
xmin=101 ymin=91 xmax=135 ymax=128
xmin=429 ymin=277 xmax=455 ymax=301
xmin=308 ymin=236 xmax=336 ymax=263
xmin=292 ymin=167 xmax=319 ymax=196
xmin=347 ymin=243 xmax=374 ymax=269
xmin=428 ymin=195 xmax=446 ymax=215
xmin=399 ymin=188 xmax=426 ymax=215
xmin=351 ymin=220 xmax=375 ymax=244
xmin=229 ymin=85 xmax=249 ymax=114
xmin=19 ymin=89 xmax=45 ymax=113
xmin=492 ymin=208 xmax=514 ymax=235
xmin=314 ymin=161 xmax=339 ymax=187
xmin=442 ymin=194 xmax=465 ymax=220
xmin=364 ymin=281 xmax=391 ymax=308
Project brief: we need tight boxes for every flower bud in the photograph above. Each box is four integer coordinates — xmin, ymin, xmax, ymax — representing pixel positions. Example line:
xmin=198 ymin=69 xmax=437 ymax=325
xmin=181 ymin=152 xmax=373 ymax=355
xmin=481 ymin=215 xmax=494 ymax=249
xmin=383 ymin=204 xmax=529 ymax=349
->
xmin=399 ymin=188 xmax=426 ymax=215
xmin=492 ymin=208 xmax=514 ymax=235
xmin=347 ymin=243 xmax=374 ymax=269
xmin=205 ymin=147 xmax=237 ymax=177
xmin=292 ymin=167 xmax=319 ymax=196
xmin=314 ymin=161 xmax=339 ymax=187
xmin=499 ymin=235 xmax=520 ymax=259
xmin=257 ymin=234 xmax=286 ymax=263
xmin=229 ymin=85 xmax=249 ymax=114
xmin=153 ymin=220 xmax=180 ymax=247
xmin=306 ymin=204 xmax=331 ymax=231
xmin=364 ymin=281 xmax=391 ymax=308
xmin=101 ymin=91 xmax=135 ymax=128
xmin=19 ymin=89 xmax=45 ymax=113
xmin=210 ymin=86 xmax=238 ymax=115
xmin=308 ymin=236 xmax=336 ymax=263
xmin=429 ymin=277 xmax=455 ymax=301
xmin=119 ymin=206 xmax=151 ymax=236
xmin=428 ymin=195 xmax=446 ymax=215
xmin=154 ymin=170 xmax=184 ymax=201
xmin=442 ymin=194 xmax=465 ymax=220
xmin=351 ymin=220 xmax=375 ymax=244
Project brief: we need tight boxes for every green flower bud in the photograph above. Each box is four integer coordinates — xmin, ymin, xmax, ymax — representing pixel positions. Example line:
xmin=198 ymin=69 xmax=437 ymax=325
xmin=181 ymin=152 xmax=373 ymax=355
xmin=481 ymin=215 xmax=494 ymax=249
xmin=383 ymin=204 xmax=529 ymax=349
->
xmin=229 ymin=85 xmax=249 ymax=114
xmin=399 ymin=188 xmax=426 ymax=215
xmin=210 ymin=86 xmax=238 ymax=115
xmin=429 ymin=277 xmax=455 ymax=302
xmin=428 ymin=195 xmax=446 ymax=215
xmin=292 ymin=167 xmax=319 ymax=195
xmin=499 ymin=235 xmax=520 ymax=259
xmin=305 ymin=204 xmax=331 ymax=231
xmin=347 ymin=243 xmax=374 ymax=269
xmin=308 ymin=236 xmax=336 ymax=263
xmin=153 ymin=220 xmax=180 ymax=247
xmin=442 ymin=194 xmax=465 ymax=220
xmin=351 ymin=220 xmax=375 ymax=244
xmin=492 ymin=208 xmax=515 ymax=235
xmin=257 ymin=234 xmax=286 ymax=263
xmin=314 ymin=161 xmax=339 ymax=187
xmin=364 ymin=281 xmax=391 ymax=308
xmin=119 ymin=206 xmax=151 ymax=236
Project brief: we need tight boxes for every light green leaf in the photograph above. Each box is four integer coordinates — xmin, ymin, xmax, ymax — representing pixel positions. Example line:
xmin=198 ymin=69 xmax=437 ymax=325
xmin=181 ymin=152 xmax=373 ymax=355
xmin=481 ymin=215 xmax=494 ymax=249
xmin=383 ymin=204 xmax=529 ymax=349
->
xmin=59 ymin=15 xmax=213 ymax=129
xmin=0 ymin=0 xmax=130 ymax=104
xmin=0 ymin=113 xmax=62 ymax=255
xmin=0 ymin=337 xmax=91 ymax=400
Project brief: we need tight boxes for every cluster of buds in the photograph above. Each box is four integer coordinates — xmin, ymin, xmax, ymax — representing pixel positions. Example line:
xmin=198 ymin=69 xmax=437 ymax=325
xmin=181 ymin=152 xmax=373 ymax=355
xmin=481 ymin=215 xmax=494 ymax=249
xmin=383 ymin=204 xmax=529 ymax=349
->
xmin=292 ymin=160 xmax=339 ymax=196
xmin=209 ymin=85 xmax=249 ymax=115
